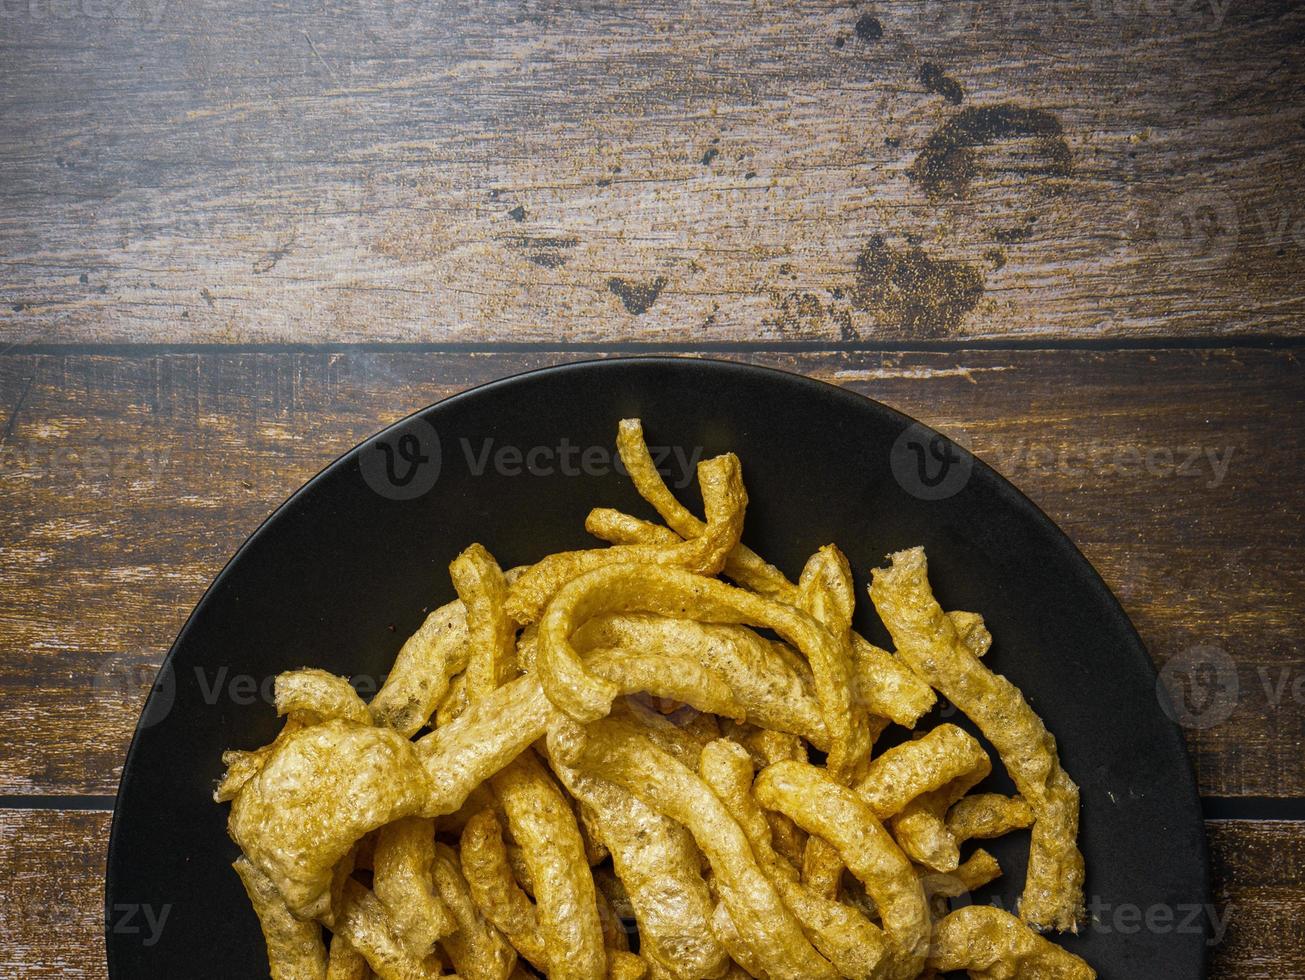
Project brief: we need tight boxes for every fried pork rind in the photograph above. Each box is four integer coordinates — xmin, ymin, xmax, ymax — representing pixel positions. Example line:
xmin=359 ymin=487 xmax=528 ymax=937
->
xmin=460 ymin=809 xmax=550 ymax=969
xmin=330 ymin=878 xmax=443 ymax=980
xmin=754 ymin=761 xmax=930 ymax=980
xmin=572 ymin=614 xmax=826 ymax=744
xmin=505 ymin=452 xmax=748 ymax=624
xmin=615 ymin=418 xmax=797 ymax=601
xmin=547 ymin=751 xmax=727 ymax=980
xmin=229 ymin=720 xmax=438 ymax=918
xmin=430 ymin=842 xmax=518 ymax=980
xmin=220 ymin=418 xmax=1094 ymax=980
xmin=567 ymin=717 xmax=839 ymax=980
xmin=926 ymin=906 xmax=1096 ymax=979
xmin=700 ymin=739 xmax=889 ymax=980
xmin=216 ymin=718 xmax=303 ymax=803
xmin=889 ymin=741 xmax=991 ymax=873
xmin=369 ymin=599 xmax=469 ymax=737
xmin=326 ymin=932 xmax=370 ymax=980
xmin=490 ymin=751 xmax=607 ymax=980
xmin=372 ymin=817 xmax=453 ymax=957
xmin=232 ymin=856 xmax=328 ymax=980
xmin=870 ymin=547 xmax=1086 ymax=932
xmin=850 ymin=637 xmax=937 ymax=729
xmin=275 ymin=669 xmax=371 ymax=727
xmin=451 ymin=543 xmax=519 ymax=700
xmin=537 ymin=563 xmax=862 ymax=780
xmin=946 ymin=794 xmax=1034 ymax=844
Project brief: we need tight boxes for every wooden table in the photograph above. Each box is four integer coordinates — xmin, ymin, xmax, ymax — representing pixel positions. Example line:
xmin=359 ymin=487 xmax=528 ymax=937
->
xmin=1 ymin=1 xmax=1301 ymax=975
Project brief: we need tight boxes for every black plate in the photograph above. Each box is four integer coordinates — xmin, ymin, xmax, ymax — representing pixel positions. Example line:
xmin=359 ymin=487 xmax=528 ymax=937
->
xmin=106 ymin=357 xmax=1208 ymax=978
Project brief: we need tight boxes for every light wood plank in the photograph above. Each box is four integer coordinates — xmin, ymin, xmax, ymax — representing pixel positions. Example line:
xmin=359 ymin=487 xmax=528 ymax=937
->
xmin=0 ymin=0 xmax=1301 ymax=343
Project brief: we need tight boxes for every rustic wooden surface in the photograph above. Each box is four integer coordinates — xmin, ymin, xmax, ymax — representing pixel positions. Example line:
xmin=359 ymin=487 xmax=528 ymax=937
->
xmin=1 ymin=0 xmax=1303 ymax=344
xmin=1 ymin=0 xmax=1303 ymax=976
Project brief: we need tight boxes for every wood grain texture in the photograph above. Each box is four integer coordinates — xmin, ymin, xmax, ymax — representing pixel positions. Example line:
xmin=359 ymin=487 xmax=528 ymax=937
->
xmin=0 ymin=811 xmax=1297 ymax=977
xmin=0 ymin=347 xmax=1299 ymax=798
xmin=1 ymin=0 xmax=1302 ymax=344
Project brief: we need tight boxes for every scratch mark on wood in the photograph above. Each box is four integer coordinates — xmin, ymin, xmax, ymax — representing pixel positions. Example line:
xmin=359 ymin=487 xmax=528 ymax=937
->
xmin=1 ymin=371 xmax=35 ymax=448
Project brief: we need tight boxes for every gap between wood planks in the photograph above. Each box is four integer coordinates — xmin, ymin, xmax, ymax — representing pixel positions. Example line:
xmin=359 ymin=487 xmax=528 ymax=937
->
xmin=0 ymin=335 xmax=1304 ymax=357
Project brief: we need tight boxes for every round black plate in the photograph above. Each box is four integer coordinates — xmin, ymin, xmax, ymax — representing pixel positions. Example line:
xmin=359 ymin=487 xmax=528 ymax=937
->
xmin=106 ymin=357 xmax=1208 ymax=978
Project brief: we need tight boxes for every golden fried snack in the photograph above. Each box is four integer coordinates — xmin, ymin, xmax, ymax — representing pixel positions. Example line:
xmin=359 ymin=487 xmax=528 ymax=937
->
xmin=615 ymin=418 xmax=797 ymax=601
xmin=946 ymin=794 xmax=1034 ymax=844
xmin=754 ymin=761 xmax=930 ymax=980
xmin=607 ymin=950 xmax=649 ymax=980
xmin=435 ymin=673 xmax=469 ymax=727
xmin=926 ymin=906 xmax=1095 ymax=979
xmin=700 ymin=739 xmax=889 ymax=980
xmin=451 ymin=543 xmax=519 ymax=700
xmin=536 ymin=563 xmax=863 ymax=780
xmin=373 ymin=817 xmax=454 ymax=957
xmin=584 ymin=507 xmax=683 ymax=547
xmin=369 ymin=599 xmax=469 ymax=737
xmin=216 ymin=718 xmax=303 ymax=803
xmin=889 ymin=745 xmax=991 ymax=873
xmin=585 ymin=649 xmax=743 ymax=721
xmin=850 ymin=637 xmax=937 ymax=728
xmin=567 ymin=717 xmax=839 ymax=980
xmin=326 ymin=933 xmax=370 ymax=980
xmin=232 ymin=856 xmax=327 ymax=980
xmin=219 ymin=417 xmax=1096 ymax=980
xmin=870 ymin=547 xmax=1085 ymax=932
xmin=919 ymin=848 xmax=1003 ymax=900
xmin=460 ymin=810 xmax=549 ymax=969
xmin=275 ymin=669 xmax=371 ymax=727
xmin=572 ymin=614 xmax=826 ymax=746
xmin=948 ymin=610 xmax=992 ymax=658
xmin=430 ymin=842 xmax=517 ymax=980
xmin=506 ymin=452 xmax=747 ymax=624
xmin=229 ymin=720 xmax=438 ymax=918
xmin=794 ymin=544 xmax=873 ymax=902
xmin=548 ymin=754 xmax=727 ymax=980
xmin=853 ymin=725 xmax=990 ymax=822
xmin=330 ymin=878 xmax=443 ymax=980
xmin=490 ymin=751 xmax=607 ymax=980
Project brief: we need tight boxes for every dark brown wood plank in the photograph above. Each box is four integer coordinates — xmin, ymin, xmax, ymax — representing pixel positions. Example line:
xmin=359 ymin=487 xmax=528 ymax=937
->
xmin=1 ymin=0 xmax=1302 ymax=344
xmin=1 ymin=811 xmax=1297 ymax=977
xmin=0 ymin=348 xmax=1299 ymax=798
xmin=1207 ymin=820 xmax=1305 ymax=978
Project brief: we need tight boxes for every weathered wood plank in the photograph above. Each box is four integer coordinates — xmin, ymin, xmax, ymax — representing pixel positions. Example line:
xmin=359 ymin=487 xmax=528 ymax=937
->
xmin=1 ymin=0 xmax=1301 ymax=344
xmin=0 ymin=348 xmax=1299 ymax=797
xmin=0 ymin=810 xmax=1297 ymax=977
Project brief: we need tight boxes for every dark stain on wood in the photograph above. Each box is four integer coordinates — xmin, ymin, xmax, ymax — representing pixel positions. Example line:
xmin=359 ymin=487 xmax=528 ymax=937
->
xmin=855 ymin=13 xmax=883 ymax=41
xmin=849 ymin=235 xmax=985 ymax=336
xmin=504 ymin=235 xmax=579 ymax=269
xmin=920 ymin=63 xmax=964 ymax=104
xmin=911 ymin=105 xmax=1072 ymax=200
xmin=507 ymin=205 xmax=527 ymax=222
xmin=701 ymin=147 xmax=719 ymax=165
xmin=607 ymin=276 xmax=667 ymax=315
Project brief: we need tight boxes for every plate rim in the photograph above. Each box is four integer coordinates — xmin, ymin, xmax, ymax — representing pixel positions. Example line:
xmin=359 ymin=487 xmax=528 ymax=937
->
xmin=104 ymin=354 xmax=1210 ymax=976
